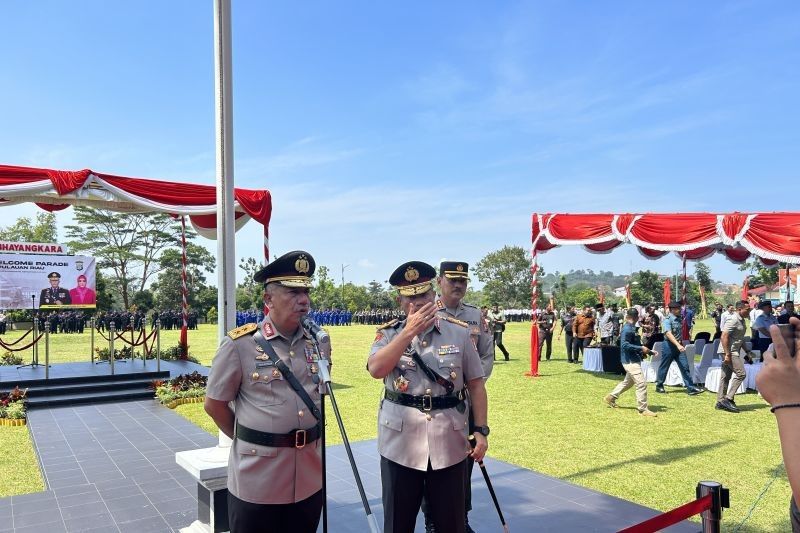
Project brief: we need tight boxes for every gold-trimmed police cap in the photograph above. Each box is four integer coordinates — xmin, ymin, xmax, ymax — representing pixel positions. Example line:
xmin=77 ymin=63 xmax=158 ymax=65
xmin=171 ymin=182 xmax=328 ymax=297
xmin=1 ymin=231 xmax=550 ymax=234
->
xmin=253 ymin=250 xmax=315 ymax=287
xmin=389 ymin=261 xmax=436 ymax=296
xmin=47 ymin=272 xmax=61 ymax=280
xmin=440 ymin=261 xmax=469 ymax=280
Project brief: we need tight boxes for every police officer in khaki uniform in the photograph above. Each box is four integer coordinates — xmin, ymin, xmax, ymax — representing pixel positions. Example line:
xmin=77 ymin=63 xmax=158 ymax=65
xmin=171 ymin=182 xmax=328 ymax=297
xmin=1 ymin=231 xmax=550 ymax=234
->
xmin=369 ymin=261 xmax=489 ymax=533
xmin=205 ymin=251 xmax=325 ymax=532
xmin=423 ymin=261 xmax=493 ymax=532
xmin=40 ymin=272 xmax=71 ymax=306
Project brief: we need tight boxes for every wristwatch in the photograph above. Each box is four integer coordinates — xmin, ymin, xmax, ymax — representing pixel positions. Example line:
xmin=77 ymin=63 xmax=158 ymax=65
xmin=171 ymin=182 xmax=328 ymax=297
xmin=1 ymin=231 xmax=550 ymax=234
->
xmin=473 ymin=425 xmax=490 ymax=437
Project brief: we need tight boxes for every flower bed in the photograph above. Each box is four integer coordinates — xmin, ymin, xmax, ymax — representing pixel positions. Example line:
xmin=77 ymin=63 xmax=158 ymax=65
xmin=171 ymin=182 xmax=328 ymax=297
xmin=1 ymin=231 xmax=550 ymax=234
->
xmin=0 ymin=352 xmax=23 ymax=366
xmin=0 ymin=387 xmax=27 ymax=425
xmin=153 ymin=371 xmax=207 ymax=408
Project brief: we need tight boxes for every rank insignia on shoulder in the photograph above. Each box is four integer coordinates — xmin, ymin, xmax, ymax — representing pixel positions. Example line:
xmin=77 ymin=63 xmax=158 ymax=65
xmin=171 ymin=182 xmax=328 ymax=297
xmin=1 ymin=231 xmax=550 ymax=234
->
xmin=441 ymin=316 xmax=468 ymax=328
xmin=373 ymin=332 xmax=384 ymax=343
xmin=228 ymin=322 xmax=257 ymax=340
xmin=377 ymin=319 xmax=400 ymax=330
xmin=263 ymin=323 xmax=275 ymax=337
xmin=436 ymin=299 xmax=444 ymax=309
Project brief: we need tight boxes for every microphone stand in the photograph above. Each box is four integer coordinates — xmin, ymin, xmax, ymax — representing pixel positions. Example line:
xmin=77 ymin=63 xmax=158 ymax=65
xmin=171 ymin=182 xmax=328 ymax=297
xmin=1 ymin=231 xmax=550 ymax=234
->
xmin=310 ymin=333 xmax=380 ymax=533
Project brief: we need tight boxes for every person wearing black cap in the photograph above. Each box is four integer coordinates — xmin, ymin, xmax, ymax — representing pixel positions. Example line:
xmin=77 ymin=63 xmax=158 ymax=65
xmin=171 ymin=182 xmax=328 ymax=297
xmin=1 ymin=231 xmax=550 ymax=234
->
xmin=368 ymin=261 xmax=488 ymax=533
xmin=656 ymin=301 xmax=703 ymax=395
xmin=205 ymin=251 xmax=325 ymax=532
xmin=39 ymin=271 xmax=72 ymax=306
xmin=426 ymin=261 xmax=494 ymax=532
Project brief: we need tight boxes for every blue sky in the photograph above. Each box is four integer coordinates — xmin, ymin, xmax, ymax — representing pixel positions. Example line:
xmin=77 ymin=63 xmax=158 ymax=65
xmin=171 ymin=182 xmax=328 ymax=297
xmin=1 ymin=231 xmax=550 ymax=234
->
xmin=1 ymin=1 xmax=798 ymax=289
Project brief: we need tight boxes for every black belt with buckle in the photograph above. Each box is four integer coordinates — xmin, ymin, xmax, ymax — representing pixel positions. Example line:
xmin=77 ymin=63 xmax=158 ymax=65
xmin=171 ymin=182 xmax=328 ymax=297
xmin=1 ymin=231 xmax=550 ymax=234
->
xmin=235 ymin=422 xmax=320 ymax=449
xmin=384 ymin=389 xmax=466 ymax=412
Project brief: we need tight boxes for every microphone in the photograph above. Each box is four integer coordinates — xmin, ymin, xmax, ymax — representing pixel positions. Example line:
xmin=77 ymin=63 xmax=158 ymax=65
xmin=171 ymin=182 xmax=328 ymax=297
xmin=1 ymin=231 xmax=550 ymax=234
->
xmin=302 ymin=315 xmax=330 ymax=346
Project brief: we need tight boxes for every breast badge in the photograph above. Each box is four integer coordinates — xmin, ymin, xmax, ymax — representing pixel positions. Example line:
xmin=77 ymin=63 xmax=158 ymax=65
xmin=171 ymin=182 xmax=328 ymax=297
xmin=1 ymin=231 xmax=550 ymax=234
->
xmin=393 ymin=375 xmax=409 ymax=393
xmin=251 ymin=372 xmax=260 ymax=380
xmin=272 ymin=369 xmax=281 ymax=378
xmin=450 ymin=371 xmax=457 ymax=380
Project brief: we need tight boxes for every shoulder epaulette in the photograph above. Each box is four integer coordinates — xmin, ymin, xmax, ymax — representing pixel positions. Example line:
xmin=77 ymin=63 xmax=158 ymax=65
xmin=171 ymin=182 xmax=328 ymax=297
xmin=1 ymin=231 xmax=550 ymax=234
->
xmin=377 ymin=318 xmax=401 ymax=331
xmin=441 ymin=315 xmax=469 ymax=328
xmin=228 ymin=322 xmax=257 ymax=339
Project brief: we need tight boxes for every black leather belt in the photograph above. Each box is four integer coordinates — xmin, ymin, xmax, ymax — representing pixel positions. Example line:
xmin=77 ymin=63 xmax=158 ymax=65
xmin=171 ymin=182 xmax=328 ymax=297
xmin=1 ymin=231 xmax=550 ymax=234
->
xmin=235 ymin=422 xmax=320 ymax=449
xmin=384 ymin=389 xmax=466 ymax=412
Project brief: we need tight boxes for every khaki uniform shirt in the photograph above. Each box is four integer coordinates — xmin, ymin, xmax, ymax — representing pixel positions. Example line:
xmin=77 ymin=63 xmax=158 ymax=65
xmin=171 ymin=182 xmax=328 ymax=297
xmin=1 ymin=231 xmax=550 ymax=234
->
xmin=436 ymin=296 xmax=495 ymax=379
xmin=370 ymin=318 xmax=484 ymax=471
xmin=718 ymin=313 xmax=747 ymax=355
xmin=486 ymin=309 xmax=506 ymax=333
xmin=206 ymin=315 xmax=324 ymax=505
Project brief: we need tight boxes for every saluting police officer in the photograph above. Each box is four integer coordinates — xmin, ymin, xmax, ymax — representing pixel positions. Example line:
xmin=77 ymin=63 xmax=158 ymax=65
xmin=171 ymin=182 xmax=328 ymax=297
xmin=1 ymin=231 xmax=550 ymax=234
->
xmin=205 ymin=251 xmax=325 ymax=533
xmin=369 ymin=261 xmax=489 ymax=533
xmin=39 ymin=272 xmax=71 ymax=306
xmin=423 ymin=261 xmax=494 ymax=532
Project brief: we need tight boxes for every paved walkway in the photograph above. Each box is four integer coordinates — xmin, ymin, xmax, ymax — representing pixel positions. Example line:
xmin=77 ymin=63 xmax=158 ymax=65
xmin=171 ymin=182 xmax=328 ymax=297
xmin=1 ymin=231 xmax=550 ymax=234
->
xmin=1 ymin=400 xmax=698 ymax=532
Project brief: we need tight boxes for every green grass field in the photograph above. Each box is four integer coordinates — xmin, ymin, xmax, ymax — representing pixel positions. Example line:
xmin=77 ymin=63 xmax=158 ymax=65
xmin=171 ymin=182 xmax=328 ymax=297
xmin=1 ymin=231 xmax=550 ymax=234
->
xmin=1 ymin=319 xmax=792 ymax=530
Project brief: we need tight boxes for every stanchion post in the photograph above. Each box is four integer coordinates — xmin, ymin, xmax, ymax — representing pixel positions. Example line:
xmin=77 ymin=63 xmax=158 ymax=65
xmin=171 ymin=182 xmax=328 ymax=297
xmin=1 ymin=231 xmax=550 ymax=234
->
xmin=33 ymin=317 xmax=39 ymax=366
xmin=697 ymin=481 xmax=728 ymax=533
xmin=156 ymin=319 xmax=161 ymax=373
xmin=110 ymin=321 xmax=116 ymax=376
xmin=90 ymin=317 xmax=95 ymax=363
xmin=130 ymin=315 xmax=135 ymax=360
xmin=44 ymin=320 xmax=50 ymax=380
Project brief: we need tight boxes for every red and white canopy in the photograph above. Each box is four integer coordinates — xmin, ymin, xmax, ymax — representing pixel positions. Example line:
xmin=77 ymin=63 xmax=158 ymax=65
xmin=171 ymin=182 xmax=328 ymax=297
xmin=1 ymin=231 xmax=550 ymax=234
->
xmin=0 ymin=164 xmax=271 ymax=240
xmin=532 ymin=212 xmax=800 ymax=265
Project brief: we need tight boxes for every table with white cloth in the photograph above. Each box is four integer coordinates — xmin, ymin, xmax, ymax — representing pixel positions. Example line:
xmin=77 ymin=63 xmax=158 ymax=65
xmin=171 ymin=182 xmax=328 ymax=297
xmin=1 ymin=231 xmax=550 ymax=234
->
xmin=583 ymin=347 xmax=603 ymax=372
xmin=704 ymin=360 xmax=763 ymax=395
xmin=641 ymin=344 xmax=695 ymax=386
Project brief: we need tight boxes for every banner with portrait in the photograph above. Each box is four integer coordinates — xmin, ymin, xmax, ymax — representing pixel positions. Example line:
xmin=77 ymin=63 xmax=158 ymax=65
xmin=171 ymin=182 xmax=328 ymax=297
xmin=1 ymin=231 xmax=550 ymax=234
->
xmin=0 ymin=254 xmax=97 ymax=309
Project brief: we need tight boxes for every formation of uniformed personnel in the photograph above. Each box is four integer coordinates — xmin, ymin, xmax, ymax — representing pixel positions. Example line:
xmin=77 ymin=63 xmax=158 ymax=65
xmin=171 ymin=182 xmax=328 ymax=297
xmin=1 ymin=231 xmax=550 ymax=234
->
xmin=368 ymin=261 xmax=489 ymax=533
xmin=425 ymin=261 xmax=494 ymax=533
xmin=39 ymin=272 xmax=71 ymax=306
xmin=205 ymin=250 xmax=325 ymax=532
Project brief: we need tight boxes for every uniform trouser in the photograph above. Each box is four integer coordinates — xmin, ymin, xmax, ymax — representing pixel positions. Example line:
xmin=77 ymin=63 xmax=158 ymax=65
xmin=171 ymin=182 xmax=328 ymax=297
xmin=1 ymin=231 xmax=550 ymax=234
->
xmin=493 ymin=332 xmax=509 ymax=358
xmin=717 ymin=354 xmax=746 ymax=402
xmin=571 ymin=337 xmax=591 ymax=361
xmin=227 ymin=489 xmax=322 ymax=533
xmin=656 ymin=345 xmax=694 ymax=389
xmin=610 ymin=362 xmax=648 ymax=412
xmin=421 ymin=410 xmax=475 ymax=521
xmin=564 ymin=333 xmax=574 ymax=360
xmin=381 ymin=456 xmax=466 ymax=533
xmin=537 ymin=330 xmax=552 ymax=360
xmin=790 ymin=495 xmax=800 ymax=532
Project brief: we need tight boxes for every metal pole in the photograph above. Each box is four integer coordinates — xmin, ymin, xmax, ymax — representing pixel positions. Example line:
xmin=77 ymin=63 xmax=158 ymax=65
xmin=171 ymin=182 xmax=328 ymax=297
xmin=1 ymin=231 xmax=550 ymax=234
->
xmin=214 ymin=0 xmax=236 ymax=341
xmin=90 ymin=317 xmax=95 ymax=363
xmin=44 ymin=321 xmax=50 ymax=380
xmin=33 ymin=317 xmax=39 ymax=365
xmin=697 ymin=481 xmax=727 ymax=533
xmin=109 ymin=321 xmax=116 ymax=376
xmin=130 ymin=315 xmax=135 ymax=361
xmin=156 ymin=319 xmax=161 ymax=373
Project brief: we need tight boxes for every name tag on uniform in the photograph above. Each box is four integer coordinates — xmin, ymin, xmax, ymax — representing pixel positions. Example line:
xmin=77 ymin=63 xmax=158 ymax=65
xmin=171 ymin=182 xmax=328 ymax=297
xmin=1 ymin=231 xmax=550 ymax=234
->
xmin=255 ymin=362 xmax=272 ymax=368
xmin=438 ymin=345 xmax=460 ymax=355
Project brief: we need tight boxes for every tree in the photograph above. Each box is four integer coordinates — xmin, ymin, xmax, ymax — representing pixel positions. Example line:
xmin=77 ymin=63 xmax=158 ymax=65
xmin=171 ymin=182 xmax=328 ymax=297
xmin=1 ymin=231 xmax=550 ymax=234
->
xmin=474 ymin=246 xmax=532 ymax=308
xmin=64 ymin=208 xmax=185 ymax=309
xmin=236 ymin=257 xmax=264 ymax=309
xmin=629 ymin=270 xmax=664 ymax=306
xmin=94 ymin=270 xmax=114 ymax=311
xmin=131 ymin=290 xmax=154 ymax=312
xmin=694 ymin=262 xmax=713 ymax=293
xmin=310 ymin=265 xmax=338 ymax=309
xmin=0 ymin=213 xmax=58 ymax=242
xmin=561 ymin=283 xmax=599 ymax=308
xmin=151 ymin=243 xmax=215 ymax=310
xmin=366 ymin=281 xmax=395 ymax=309
xmin=739 ymin=260 xmax=783 ymax=287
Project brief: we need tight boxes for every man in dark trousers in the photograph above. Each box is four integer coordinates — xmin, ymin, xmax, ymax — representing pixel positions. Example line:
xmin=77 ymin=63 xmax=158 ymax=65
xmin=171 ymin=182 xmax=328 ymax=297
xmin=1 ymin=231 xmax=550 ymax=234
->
xmin=656 ymin=301 xmax=703 ymax=395
xmin=558 ymin=306 xmax=576 ymax=362
xmin=537 ymin=304 xmax=556 ymax=361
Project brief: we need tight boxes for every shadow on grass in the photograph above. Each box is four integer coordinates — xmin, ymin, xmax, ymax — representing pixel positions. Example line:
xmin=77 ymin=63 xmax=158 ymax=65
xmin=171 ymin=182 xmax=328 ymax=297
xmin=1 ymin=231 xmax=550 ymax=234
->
xmin=737 ymin=403 xmax=769 ymax=412
xmin=331 ymin=382 xmax=353 ymax=391
xmin=564 ymin=441 xmax=727 ymax=481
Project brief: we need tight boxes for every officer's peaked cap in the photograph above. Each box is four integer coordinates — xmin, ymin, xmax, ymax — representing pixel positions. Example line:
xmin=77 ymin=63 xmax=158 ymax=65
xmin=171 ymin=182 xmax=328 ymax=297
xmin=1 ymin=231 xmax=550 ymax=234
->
xmin=254 ymin=250 xmax=315 ymax=287
xmin=47 ymin=272 xmax=61 ymax=280
xmin=390 ymin=261 xmax=436 ymax=296
xmin=439 ymin=261 xmax=469 ymax=279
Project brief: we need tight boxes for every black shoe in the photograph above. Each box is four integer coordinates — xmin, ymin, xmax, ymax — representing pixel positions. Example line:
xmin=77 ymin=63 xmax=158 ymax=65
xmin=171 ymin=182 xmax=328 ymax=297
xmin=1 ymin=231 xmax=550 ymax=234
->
xmin=687 ymin=387 xmax=703 ymax=396
xmin=655 ymin=386 xmax=666 ymax=394
xmin=729 ymin=398 xmax=737 ymax=406
xmin=504 ymin=356 xmax=510 ymax=361
xmin=717 ymin=399 xmax=740 ymax=413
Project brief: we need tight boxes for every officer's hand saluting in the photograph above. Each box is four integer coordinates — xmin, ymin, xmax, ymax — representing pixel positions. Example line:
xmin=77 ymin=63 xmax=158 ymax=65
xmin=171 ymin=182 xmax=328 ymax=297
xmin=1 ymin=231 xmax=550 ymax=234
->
xmin=405 ymin=301 xmax=437 ymax=337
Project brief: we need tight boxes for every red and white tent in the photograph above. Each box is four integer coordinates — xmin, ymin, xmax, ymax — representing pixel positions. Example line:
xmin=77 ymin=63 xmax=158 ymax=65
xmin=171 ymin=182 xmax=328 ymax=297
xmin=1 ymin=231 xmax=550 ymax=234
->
xmin=0 ymin=164 xmax=272 ymax=245
xmin=528 ymin=212 xmax=800 ymax=376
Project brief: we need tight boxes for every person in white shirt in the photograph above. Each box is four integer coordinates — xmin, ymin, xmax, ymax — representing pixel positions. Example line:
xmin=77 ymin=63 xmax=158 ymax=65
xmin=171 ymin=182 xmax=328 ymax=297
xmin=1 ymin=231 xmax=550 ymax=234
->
xmin=753 ymin=301 xmax=778 ymax=352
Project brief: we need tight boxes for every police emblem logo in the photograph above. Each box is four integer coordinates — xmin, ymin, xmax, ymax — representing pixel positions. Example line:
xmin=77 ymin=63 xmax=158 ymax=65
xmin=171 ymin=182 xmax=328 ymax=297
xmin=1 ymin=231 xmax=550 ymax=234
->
xmin=393 ymin=375 xmax=409 ymax=393
xmin=404 ymin=266 xmax=419 ymax=282
xmin=295 ymin=255 xmax=310 ymax=274
xmin=456 ymin=264 xmax=464 ymax=272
